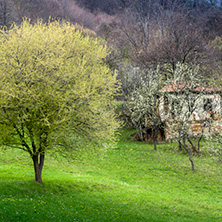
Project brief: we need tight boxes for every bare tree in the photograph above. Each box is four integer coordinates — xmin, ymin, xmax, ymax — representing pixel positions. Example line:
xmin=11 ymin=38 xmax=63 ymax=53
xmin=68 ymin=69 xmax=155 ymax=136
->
xmin=136 ymin=10 xmax=207 ymax=76
xmin=0 ymin=0 xmax=15 ymax=28
xmin=101 ymin=0 xmax=208 ymax=78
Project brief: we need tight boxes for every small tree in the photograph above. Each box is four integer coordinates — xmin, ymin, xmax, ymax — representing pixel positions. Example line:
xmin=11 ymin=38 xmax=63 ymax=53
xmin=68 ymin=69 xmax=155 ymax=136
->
xmin=124 ymin=66 xmax=163 ymax=150
xmin=0 ymin=20 xmax=119 ymax=183
xmin=163 ymin=63 xmax=204 ymax=170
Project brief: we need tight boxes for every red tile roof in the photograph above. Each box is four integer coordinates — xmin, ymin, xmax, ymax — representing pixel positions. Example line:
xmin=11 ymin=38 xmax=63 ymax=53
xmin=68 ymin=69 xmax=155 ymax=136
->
xmin=159 ymin=82 xmax=221 ymax=93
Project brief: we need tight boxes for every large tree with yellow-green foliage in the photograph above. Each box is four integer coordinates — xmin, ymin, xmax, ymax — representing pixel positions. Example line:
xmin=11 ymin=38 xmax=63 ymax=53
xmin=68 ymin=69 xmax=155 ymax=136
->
xmin=0 ymin=20 xmax=119 ymax=183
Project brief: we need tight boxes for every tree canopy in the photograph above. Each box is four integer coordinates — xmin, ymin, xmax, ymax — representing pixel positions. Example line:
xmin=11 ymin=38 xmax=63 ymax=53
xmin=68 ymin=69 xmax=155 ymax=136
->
xmin=0 ymin=20 xmax=119 ymax=183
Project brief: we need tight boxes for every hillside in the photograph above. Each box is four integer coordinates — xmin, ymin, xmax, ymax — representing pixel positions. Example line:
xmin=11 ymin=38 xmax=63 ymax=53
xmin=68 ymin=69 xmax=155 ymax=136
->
xmin=0 ymin=130 xmax=221 ymax=221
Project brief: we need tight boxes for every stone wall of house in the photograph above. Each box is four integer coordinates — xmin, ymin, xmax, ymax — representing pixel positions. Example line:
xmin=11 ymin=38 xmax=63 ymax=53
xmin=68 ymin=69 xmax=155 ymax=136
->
xmin=159 ymin=94 xmax=221 ymax=121
xmin=159 ymin=93 xmax=222 ymax=139
xmin=164 ymin=120 xmax=222 ymax=140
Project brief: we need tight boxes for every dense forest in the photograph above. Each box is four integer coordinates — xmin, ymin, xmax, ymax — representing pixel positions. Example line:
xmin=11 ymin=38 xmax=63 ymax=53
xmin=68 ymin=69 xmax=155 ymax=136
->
xmin=2 ymin=0 xmax=222 ymax=31
xmin=2 ymin=0 xmax=222 ymax=73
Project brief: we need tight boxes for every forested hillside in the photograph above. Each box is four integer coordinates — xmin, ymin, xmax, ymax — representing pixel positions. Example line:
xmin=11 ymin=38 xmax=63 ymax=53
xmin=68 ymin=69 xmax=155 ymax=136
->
xmin=2 ymin=0 xmax=222 ymax=31
xmin=0 ymin=0 xmax=114 ymax=30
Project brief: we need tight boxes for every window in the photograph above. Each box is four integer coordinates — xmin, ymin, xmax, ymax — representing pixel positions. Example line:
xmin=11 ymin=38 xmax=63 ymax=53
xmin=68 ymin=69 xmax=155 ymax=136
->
xmin=164 ymin=96 xmax=169 ymax=113
xmin=203 ymin=98 xmax=213 ymax=112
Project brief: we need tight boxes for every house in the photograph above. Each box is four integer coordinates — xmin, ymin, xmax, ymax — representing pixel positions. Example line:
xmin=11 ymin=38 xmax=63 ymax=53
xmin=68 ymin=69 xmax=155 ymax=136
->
xmin=159 ymin=82 xmax=222 ymax=139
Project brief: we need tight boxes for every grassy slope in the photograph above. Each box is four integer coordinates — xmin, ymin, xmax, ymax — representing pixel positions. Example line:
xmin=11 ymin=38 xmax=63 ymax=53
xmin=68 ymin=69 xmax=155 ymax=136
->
xmin=0 ymin=131 xmax=222 ymax=222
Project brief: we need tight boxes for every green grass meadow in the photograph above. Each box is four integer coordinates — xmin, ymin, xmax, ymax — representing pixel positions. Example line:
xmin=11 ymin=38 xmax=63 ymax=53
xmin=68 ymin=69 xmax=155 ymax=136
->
xmin=0 ymin=130 xmax=222 ymax=222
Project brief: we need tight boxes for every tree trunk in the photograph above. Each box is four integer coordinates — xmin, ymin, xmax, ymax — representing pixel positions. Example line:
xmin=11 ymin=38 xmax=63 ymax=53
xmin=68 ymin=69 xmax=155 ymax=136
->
xmin=182 ymin=143 xmax=195 ymax=171
xmin=188 ymin=154 xmax=195 ymax=171
xmin=32 ymin=154 xmax=45 ymax=184
xmin=178 ymin=140 xmax=182 ymax=151
xmin=178 ymin=131 xmax=182 ymax=151
xmin=197 ymin=134 xmax=203 ymax=151
xmin=188 ymin=138 xmax=198 ymax=153
xmin=136 ymin=123 xmax=144 ymax=141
